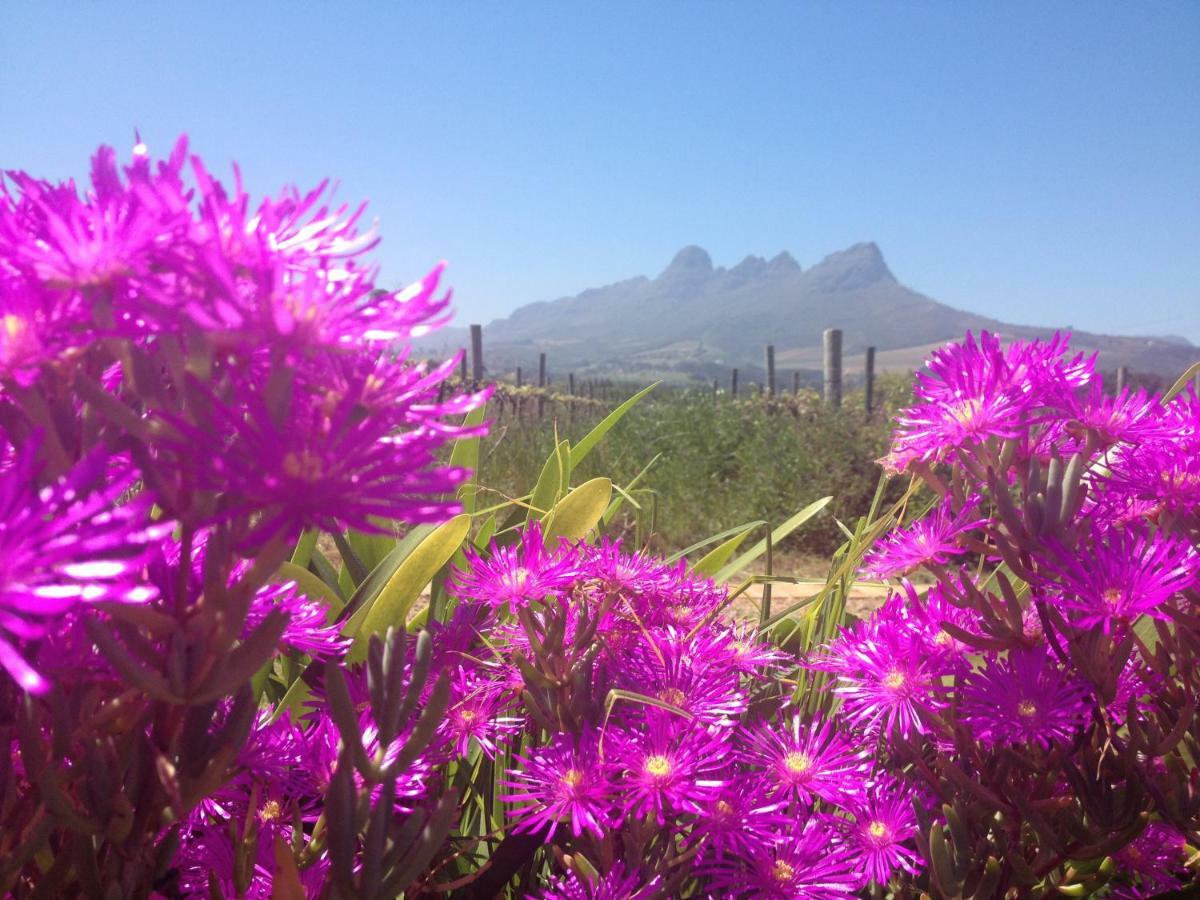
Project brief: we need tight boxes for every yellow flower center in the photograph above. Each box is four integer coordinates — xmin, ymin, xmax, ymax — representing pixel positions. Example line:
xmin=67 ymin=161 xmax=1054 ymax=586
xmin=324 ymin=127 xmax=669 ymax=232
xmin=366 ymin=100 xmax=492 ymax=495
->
xmin=714 ymin=800 xmax=734 ymax=818
xmin=507 ymin=567 xmax=531 ymax=593
xmin=259 ymin=800 xmax=283 ymax=823
xmin=1102 ymin=587 xmax=1123 ymax=609
xmin=883 ymin=670 xmax=906 ymax=690
xmin=668 ymin=605 xmax=692 ymax=622
xmin=282 ymin=450 xmax=324 ymax=482
xmin=1162 ymin=471 xmax=1200 ymax=490
xmin=458 ymin=709 xmax=478 ymax=723
xmin=561 ymin=768 xmax=584 ymax=788
xmin=951 ymin=399 xmax=982 ymax=427
xmin=2 ymin=314 xmax=24 ymax=341
xmin=644 ymin=755 xmax=672 ymax=778
xmin=784 ymin=752 xmax=813 ymax=775
xmin=657 ymin=688 xmax=687 ymax=708
xmin=1017 ymin=699 xmax=1037 ymax=718
xmin=772 ymin=860 xmax=796 ymax=883
xmin=867 ymin=820 xmax=890 ymax=841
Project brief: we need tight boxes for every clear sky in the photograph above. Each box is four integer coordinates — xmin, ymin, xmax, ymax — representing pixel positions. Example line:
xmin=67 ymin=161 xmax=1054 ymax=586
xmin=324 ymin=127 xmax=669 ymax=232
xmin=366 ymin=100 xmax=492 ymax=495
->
xmin=2 ymin=2 xmax=1197 ymax=341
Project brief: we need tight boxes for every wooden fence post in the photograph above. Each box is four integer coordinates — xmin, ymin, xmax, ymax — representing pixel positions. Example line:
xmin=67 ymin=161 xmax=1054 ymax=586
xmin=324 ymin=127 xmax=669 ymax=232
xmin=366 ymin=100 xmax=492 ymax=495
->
xmin=469 ymin=324 xmax=483 ymax=386
xmin=712 ymin=377 xmax=719 ymax=401
xmin=569 ymin=373 xmax=575 ymax=396
xmin=459 ymin=350 xmax=467 ymax=384
xmin=731 ymin=368 xmax=739 ymax=399
xmin=537 ymin=352 xmax=547 ymax=419
xmin=765 ymin=345 xmax=776 ymax=399
xmin=516 ymin=366 xmax=523 ymax=388
xmin=1116 ymin=366 xmax=1128 ymax=394
xmin=823 ymin=328 xmax=843 ymax=409
xmin=792 ymin=371 xmax=800 ymax=395
xmin=865 ymin=346 xmax=876 ymax=415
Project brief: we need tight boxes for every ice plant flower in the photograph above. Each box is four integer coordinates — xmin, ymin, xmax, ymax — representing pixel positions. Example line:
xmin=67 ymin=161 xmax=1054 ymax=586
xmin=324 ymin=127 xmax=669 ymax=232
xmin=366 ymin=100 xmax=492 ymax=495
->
xmin=0 ymin=440 xmax=163 ymax=693
xmin=454 ymin=523 xmax=579 ymax=610
xmin=441 ymin=670 xmax=522 ymax=758
xmin=691 ymin=776 xmax=790 ymax=861
xmin=243 ymin=582 xmax=349 ymax=660
xmin=740 ymin=713 xmax=868 ymax=804
xmin=720 ymin=819 xmax=859 ymax=898
xmin=620 ymin=629 xmax=748 ymax=726
xmin=960 ymin=648 xmax=1092 ymax=748
xmin=861 ymin=494 xmax=986 ymax=578
xmin=163 ymin=357 xmax=486 ymax=546
xmin=503 ymin=730 xmax=613 ymax=839
xmin=814 ymin=626 xmax=941 ymax=736
xmin=609 ymin=712 xmax=727 ymax=825
xmin=537 ymin=863 xmax=663 ymax=900
xmin=840 ymin=780 xmax=922 ymax=887
xmin=1041 ymin=525 xmax=1196 ymax=631
xmin=1112 ymin=822 xmax=1189 ymax=893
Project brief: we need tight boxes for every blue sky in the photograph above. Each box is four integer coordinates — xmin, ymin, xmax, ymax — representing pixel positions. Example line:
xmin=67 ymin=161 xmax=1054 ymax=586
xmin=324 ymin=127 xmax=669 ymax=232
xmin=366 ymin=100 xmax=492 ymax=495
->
xmin=2 ymin=2 xmax=1197 ymax=341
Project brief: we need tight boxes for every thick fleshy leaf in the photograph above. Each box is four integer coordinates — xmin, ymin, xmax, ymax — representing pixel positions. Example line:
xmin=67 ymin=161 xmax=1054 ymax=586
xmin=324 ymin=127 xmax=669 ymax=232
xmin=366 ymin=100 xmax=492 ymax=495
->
xmin=715 ymin=496 xmax=832 ymax=583
xmin=542 ymin=477 xmax=611 ymax=542
xmin=350 ymin=515 xmax=471 ymax=660
xmin=526 ymin=439 xmax=570 ymax=522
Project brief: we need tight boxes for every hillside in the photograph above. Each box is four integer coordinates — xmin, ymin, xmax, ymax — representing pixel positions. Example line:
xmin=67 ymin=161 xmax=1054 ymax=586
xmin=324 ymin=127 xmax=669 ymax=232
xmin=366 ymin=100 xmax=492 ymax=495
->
xmin=417 ymin=243 xmax=1197 ymax=382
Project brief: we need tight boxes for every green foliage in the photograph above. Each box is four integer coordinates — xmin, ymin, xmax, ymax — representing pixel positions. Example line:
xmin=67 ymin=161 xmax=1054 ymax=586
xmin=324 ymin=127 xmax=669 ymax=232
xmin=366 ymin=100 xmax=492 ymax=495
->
xmin=475 ymin=374 xmax=910 ymax=555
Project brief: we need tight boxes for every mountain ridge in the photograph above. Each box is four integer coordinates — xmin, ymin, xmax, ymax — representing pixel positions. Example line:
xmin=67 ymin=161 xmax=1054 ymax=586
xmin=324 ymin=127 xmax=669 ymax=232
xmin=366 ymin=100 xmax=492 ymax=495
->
xmin=417 ymin=244 xmax=1196 ymax=381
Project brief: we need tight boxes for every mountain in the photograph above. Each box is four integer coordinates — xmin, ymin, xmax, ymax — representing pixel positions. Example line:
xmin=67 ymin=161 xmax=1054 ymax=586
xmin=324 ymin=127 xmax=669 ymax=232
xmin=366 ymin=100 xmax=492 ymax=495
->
xmin=417 ymin=243 xmax=1197 ymax=382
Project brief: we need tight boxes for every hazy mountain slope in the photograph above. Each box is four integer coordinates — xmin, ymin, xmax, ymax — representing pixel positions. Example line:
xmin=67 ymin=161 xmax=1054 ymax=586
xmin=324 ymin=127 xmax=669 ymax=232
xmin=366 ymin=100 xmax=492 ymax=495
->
xmin=417 ymin=243 xmax=1196 ymax=380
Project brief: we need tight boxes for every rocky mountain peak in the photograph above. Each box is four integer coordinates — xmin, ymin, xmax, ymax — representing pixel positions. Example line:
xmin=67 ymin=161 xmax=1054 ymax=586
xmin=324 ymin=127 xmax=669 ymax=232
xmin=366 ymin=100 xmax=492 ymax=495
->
xmin=657 ymin=245 xmax=714 ymax=282
xmin=809 ymin=242 xmax=895 ymax=290
xmin=766 ymin=250 xmax=802 ymax=275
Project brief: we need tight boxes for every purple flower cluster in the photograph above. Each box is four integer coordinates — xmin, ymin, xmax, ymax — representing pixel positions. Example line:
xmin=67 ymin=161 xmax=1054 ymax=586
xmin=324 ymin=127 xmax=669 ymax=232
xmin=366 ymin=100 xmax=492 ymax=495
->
xmin=849 ymin=331 xmax=1200 ymax=896
xmin=448 ymin=531 xmax=925 ymax=897
xmin=0 ymin=138 xmax=485 ymax=895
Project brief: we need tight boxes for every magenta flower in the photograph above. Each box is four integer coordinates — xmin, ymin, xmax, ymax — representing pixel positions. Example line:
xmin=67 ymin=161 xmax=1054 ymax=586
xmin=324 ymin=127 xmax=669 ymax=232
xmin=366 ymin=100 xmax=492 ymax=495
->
xmin=0 ymin=277 xmax=94 ymax=384
xmin=840 ymin=779 xmax=923 ymax=887
xmin=690 ymin=622 xmax=789 ymax=677
xmin=1041 ymin=525 xmax=1196 ymax=631
xmin=890 ymin=332 xmax=1037 ymax=467
xmin=0 ymin=140 xmax=189 ymax=295
xmin=454 ymin=523 xmax=580 ymax=610
xmin=861 ymin=494 xmax=986 ymax=579
xmin=244 ymin=582 xmax=348 ymax=660
xmin=1113 ymin=822 xmax=1189 ymax=892
xmin=1057 ymin=381 xmax=1172 ymax=447
xmin=0 ymin=439 xmax=164 ymax=693
xmin=619 ymin=628 xmax=747 ymax=726
xmin=889 ymin=331 xmax=1093 ymax=469
xmin=690 ymin=775 xmax=790 ymax=861
xmin=960 ymin=648 xmax=1091 ymax=748
xmin=503 ymin=730 xmax=613 ymax=839
xmin=536 ymin=862 xmax=663 ymax=900
xmin=716 ymin=818 xmax=859 ymax=898
xmin=634 ymin=566 xmax=726 ymax=630
xmin=609 ymin=712 xmax=727 ymax=825
xmin=739 ymin=713 xmax=868 ymax=805
xmin=1103 ymin=443 xmax=1200 ymax=518
xmin=146 ymin=151 xmax=452 ymax=352
xmin=582 ymin=537 xmax=672 ymax=598
xmin=814 ymin=625 xmax=941 ymax=737
xmin=440 ymin=669 xmax=522 ymax=758
xmin=163 ymin=356 xmax=487 ymax=546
